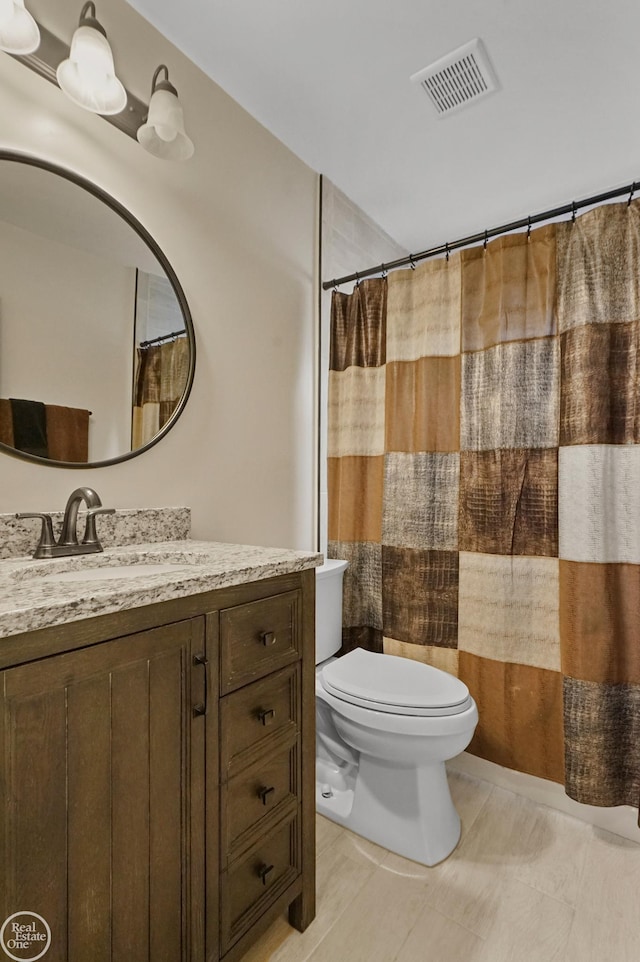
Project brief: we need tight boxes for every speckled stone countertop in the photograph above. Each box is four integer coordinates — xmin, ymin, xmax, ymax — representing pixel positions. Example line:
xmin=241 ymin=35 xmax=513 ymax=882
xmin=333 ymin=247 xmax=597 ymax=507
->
xmin=0 ymin=540 xmax=323 ymax=639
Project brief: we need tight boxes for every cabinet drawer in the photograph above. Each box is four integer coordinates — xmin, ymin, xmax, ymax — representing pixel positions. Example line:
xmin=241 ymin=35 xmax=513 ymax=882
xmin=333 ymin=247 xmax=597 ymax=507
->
xmin=221 ymin=814 xmax=299 ymax=953
xmin=222 ymin=740 xmax=299 ymax=859
xmin=220 ymin=665 xmax=299 ymax=777
xmin=220 ymin=590 xmax=301 ymax=693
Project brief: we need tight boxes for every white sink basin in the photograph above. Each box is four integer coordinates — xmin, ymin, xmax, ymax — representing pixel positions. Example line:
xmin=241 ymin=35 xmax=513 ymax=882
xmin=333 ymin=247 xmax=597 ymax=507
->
xmin=37 ymin=563 xmax=191 ymax=584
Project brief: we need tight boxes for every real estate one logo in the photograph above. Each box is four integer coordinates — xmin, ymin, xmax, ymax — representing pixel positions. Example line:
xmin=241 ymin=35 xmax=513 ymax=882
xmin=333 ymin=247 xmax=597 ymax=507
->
xmin=0 ymin=913 xmax=51 ymax=962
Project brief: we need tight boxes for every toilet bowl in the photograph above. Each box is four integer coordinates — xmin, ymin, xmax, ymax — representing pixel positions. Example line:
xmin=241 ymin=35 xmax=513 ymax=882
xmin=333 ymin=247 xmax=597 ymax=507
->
xmin=315 ymin=560 xmax=478 ymax=866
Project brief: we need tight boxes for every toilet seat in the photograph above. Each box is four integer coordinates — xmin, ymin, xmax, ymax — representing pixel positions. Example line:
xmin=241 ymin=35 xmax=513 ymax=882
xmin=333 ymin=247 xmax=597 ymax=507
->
xmin=320 ymin=648 xmax=472 ymax=717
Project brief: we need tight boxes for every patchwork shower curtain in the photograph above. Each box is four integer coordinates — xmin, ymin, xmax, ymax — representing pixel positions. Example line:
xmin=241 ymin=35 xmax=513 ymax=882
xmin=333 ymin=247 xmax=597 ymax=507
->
xmin=328 ymin=199 xmax=640 ymax=807
xmin=132 ymin=336 xmax=189 ymax=448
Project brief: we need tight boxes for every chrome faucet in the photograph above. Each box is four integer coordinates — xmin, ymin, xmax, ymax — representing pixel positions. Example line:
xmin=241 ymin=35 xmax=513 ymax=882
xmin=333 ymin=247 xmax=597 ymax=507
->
xmin=17 ymin=487 xmax=115 ymax=559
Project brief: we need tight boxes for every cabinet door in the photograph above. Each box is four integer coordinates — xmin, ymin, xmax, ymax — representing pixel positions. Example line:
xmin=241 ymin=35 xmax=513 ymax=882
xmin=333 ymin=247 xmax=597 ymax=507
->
xmin=0 ymin=619 xmax=206 ymax=962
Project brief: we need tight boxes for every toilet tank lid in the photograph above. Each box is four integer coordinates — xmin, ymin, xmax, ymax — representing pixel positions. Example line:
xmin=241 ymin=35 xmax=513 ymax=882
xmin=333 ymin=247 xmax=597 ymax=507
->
xmin=322 ymin=648 xmax=470 ymax=710
xmin=316 ymin=558 xmax=349 ymax=580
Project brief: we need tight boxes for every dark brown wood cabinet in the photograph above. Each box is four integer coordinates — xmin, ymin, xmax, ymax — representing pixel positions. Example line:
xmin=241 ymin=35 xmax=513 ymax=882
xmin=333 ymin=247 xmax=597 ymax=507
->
xmin=0 ymin=569 xmax=315 ymax=962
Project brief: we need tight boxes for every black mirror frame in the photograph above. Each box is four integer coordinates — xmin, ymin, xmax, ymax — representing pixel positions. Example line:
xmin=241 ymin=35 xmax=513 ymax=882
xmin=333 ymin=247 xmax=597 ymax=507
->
xmin=0 ymin=149 xmax=196 ymax=469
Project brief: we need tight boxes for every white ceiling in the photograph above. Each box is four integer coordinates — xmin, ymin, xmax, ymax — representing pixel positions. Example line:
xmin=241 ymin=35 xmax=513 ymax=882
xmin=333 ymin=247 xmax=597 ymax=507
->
xmin=125 ymin=0 xmax=640 ymax=255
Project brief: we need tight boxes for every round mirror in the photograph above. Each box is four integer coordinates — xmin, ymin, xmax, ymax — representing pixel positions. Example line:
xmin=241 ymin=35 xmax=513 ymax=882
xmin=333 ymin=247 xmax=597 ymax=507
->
xmin=0 ymin=151 xmax=195 ymax=468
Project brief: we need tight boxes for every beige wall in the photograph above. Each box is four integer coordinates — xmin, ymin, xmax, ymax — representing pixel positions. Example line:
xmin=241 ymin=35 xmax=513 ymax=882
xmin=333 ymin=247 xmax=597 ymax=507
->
xmin=0 ymin=0 xmax=318 ymax=550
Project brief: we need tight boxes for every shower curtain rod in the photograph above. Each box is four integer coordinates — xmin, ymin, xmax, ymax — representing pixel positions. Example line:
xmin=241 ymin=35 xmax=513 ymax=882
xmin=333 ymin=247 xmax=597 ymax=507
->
xmin=322 ymin=178 xmax=640 ymax=290
xmin=139 ymin=328 xmax=186 ymax=348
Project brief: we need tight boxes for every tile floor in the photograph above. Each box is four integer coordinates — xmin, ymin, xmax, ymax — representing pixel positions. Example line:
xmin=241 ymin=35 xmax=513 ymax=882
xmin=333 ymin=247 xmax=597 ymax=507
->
xmin=242 ymin=770 xmax=640 ymax=962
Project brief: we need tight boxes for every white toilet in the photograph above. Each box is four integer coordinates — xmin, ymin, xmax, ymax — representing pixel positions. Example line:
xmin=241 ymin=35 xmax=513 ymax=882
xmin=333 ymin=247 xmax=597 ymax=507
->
xmin=315 ymin=559 xmax=478 ymax=866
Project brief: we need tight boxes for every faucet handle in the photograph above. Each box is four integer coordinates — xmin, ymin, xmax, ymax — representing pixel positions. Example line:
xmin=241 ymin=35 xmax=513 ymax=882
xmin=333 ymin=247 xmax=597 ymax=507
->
xmin=82 ymin=507 xmax=116 ymax=547
xmin=16 ymin=513 xmax=56 ymax=556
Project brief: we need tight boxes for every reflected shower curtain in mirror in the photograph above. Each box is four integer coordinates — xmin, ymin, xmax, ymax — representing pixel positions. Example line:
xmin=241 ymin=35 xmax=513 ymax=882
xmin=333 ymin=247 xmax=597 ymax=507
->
xmin=132 ymin=336 xmax=189 ymax=448
xmin=328 ymin=199 xmax=640 ymax=809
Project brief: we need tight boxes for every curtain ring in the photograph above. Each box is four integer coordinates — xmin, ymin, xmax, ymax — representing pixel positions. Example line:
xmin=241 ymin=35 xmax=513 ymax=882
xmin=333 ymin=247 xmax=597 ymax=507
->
xmin=527 ymin=215 xmax=532 ymax=240
xmin=628 ymin=183 xmax=636 ymax=207
xmin=445 ymin=242 xmax=450 ymax=262
xmin=409 ymin=254 xmax=416 ymax=270
xmin=483 ymin=229 xmax=488 ymax=251
xmin=333 ymin=280 xmax=338 ymax=293
xmin=355 ymin=271 xmax=360 ymax=288
xmin=571 ymin=201 xmax=577 ymax=224
xmin=380 ymin=263 xmax=387 ymax=279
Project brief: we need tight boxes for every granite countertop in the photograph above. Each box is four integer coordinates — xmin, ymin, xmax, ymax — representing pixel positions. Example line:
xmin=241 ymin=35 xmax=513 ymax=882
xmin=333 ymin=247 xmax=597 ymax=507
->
xmin=0 ymin=540 xmax=323 ymax=639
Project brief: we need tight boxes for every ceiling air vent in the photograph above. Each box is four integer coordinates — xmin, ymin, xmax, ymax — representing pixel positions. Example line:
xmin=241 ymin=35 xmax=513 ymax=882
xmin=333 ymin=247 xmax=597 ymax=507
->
xmin=410 ymin=38 xmax=499 ymax=117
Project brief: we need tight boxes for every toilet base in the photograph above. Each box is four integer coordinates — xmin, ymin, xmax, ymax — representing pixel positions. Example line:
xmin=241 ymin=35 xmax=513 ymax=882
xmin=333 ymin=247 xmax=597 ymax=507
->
xmin=316 ymin=754 xmax=461 ymax=866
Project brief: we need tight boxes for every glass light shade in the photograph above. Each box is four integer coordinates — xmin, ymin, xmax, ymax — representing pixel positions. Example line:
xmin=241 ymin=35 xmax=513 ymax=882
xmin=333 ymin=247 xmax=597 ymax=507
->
xmin=56 ymin=23 xmax=126 ymax=115
xmin=0 ymin=0 xmax=14 ymax=27
xmin=0 ymin=0 xmax=41 ymax=55
xmin=137 ymin=87 xmax=194 ymax=161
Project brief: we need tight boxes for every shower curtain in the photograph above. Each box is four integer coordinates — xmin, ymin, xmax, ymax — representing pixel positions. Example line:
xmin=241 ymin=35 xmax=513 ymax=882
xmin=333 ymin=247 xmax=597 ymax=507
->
xmin=132 ymin=336 xmax=189 ymax=448
xmin=328 ymin=199 xmax=640 ymax=807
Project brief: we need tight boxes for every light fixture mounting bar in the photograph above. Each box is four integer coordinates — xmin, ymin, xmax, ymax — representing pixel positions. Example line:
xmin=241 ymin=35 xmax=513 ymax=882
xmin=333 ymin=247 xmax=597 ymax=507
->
xmin=8 ymin=19 xmax=147 ymax=140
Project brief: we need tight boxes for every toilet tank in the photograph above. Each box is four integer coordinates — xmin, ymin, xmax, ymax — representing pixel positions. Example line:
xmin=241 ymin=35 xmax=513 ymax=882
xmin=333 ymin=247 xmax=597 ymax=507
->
xmin=315 ymin=559 xmax=348 ymax=665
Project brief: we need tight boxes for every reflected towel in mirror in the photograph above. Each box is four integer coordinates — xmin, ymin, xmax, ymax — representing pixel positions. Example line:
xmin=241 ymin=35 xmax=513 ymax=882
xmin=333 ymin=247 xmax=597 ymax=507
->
xmin=0 ymin=398 xmax=90 ymax=462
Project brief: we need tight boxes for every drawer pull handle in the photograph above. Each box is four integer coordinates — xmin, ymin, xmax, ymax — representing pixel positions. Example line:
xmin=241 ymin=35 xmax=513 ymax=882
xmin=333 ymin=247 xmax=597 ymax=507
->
xmin=258 ymin=708 xmax=276 ymax=726
xmin=257 ymin=863 xmax=275 ymax=886
xmin=261 ymin=631 xmax=277 ymax=647
xmin=258 ymin=785 xmax=276 ymax=805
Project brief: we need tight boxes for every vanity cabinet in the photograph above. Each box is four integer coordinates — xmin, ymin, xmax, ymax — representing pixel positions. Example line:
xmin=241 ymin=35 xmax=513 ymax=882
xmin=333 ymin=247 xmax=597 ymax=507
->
xmin=0 ymin=619 xmax=205 ymax=962
xmin=0 ymin=569 xmax=315 ymax=962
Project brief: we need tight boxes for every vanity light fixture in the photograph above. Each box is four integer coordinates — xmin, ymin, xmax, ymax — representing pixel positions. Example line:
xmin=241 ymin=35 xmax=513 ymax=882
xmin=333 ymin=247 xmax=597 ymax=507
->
xmin=137 ymin=64 xmax=194 ymax=161
xmin=0 ymin=0 xmax=40 ymax=55
xmin=2 ymin=5 xmax=194 ymax=158
xmin=56 ymin=1 xmax=127 ymax=115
